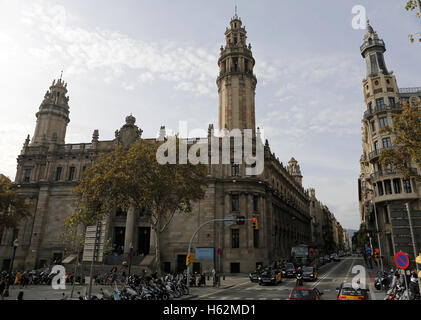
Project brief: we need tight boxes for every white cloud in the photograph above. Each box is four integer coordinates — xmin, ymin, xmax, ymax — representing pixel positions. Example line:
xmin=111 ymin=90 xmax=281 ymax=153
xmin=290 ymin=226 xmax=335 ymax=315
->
xmin=20 ymin=3 xmax=219 ymax=96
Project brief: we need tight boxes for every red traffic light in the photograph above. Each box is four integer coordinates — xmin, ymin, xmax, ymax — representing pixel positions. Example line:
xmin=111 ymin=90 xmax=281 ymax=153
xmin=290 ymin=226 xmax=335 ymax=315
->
xmin=252 ymin=218 xmax=257 ymax=223
xmin=375 ymin=249 xmax=379 ymax=253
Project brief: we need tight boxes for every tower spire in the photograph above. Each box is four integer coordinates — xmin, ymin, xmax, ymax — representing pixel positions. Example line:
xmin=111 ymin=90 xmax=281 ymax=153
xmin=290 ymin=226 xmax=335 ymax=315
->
xmin=217 ymin=15 xmax=256 ymax=132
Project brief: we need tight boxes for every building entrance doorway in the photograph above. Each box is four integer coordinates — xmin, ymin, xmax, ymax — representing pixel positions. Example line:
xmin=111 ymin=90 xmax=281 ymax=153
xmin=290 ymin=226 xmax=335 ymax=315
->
xmin=138 ymin=227 xmax=151 ymax=256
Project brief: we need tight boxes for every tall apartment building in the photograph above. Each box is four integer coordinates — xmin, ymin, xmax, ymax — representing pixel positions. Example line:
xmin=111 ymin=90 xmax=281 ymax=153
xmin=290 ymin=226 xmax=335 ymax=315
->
xmin=358 ymin=21 xmax=421 ymax=267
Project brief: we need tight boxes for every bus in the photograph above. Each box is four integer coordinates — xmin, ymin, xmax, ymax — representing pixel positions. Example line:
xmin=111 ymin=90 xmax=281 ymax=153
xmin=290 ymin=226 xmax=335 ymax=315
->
xmin=291 ymin=244 xmax=320 ymax=268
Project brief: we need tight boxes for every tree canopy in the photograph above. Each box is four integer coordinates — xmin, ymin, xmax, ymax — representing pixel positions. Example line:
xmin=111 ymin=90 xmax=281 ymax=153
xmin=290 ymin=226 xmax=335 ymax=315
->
xmin=405 ymin=0 xmax=421 ymax=42
xmin=380 ymin=99 xmax=421 ymax=180
xmin=67 ymin=139 xmax=208 ymax=274
xmin=0 ymin=174 xmax=32 ymax=229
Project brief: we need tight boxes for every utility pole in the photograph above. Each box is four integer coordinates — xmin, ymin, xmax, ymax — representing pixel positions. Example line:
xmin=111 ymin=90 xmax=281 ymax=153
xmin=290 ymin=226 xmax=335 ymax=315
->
xmin=405 ymin=202 xmax=421 ymax=290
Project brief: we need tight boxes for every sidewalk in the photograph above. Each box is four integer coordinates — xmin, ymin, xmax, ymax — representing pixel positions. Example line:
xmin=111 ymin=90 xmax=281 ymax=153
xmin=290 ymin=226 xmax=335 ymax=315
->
xmin=365 ymin=262 xmax=387 ymax=301
xmin=180 ymin=274 xmax=250 ymax=300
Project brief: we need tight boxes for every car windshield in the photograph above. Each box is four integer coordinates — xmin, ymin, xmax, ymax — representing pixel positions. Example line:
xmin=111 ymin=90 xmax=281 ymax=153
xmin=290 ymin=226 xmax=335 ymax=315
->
xmin=285 ymin=264 xmax=294 ymax=269
xmin=261 ymin=271 xmax=273 ymax=277
xmin=304 ymin=267 xmax=313 ymax=272
xmin=291 ymin=290 xmax=314 ymax=299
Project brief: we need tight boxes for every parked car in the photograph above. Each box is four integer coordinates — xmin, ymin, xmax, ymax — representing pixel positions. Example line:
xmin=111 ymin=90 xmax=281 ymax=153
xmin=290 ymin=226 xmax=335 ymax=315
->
xmin=337 ymin=283 xmax=369 ymax=300
xmin=288 ymin=287 xmax=324 ymax=300
xmin=258 ymin=269 xmax=282 ymax=286
xmin=324 ymin=255 xmax=331 ymax=263
xmin=303 ymin=267 xmax=318 ymax=282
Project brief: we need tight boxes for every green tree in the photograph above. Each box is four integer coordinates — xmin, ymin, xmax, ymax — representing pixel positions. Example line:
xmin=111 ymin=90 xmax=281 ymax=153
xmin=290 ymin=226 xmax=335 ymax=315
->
xmin=0 ymin=174 xmax=32 ymax=229
xmin=68 ymin=139 xmax=208 ymax=275
xmin=405 ymin=0 xmax=421 ymax=42
xmin=380 ymin=99 xmax=421 ymax=180
xmin=352 ymin=224 xmax=369 ymax=251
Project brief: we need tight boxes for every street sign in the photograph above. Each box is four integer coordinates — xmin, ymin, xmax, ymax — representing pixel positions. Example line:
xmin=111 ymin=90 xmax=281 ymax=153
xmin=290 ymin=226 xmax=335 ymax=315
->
xmin=83 ymin=221 xmax=107 ymax=262
xmin=366 ymin=247 xmax=372 ymax=255
xmin=416 ymin=254 xmax=421 ymax=265
xmin=217 ymin=248 xmax=223 ymax=255
xmin=395 ymin=252 xmax=410 ymax=270
xmin=224 ymin=215 xmax=235 ymax=227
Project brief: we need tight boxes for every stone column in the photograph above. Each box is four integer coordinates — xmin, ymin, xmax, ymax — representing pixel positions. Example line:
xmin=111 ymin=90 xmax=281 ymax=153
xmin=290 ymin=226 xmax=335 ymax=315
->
xmin=25 ymin=186 xmax=50 ymax=269
xmin=124 ymin=207 xmax=136 ymax=255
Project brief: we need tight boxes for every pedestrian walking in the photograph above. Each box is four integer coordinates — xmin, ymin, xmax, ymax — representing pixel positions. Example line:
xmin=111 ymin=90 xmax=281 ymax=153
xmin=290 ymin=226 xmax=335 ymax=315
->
xmin=212 ymin=268 xmax=216 ymax=287
xmin=61 ymin=293 xmax=67 ymax=301
xmin=12 ymin=271 xmax=22 ymax=289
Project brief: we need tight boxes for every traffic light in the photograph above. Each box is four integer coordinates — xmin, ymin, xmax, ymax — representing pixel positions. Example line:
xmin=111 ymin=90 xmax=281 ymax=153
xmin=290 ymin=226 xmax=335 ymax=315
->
xmin=186 ymin=253 xmax=195 ymax=266
xmin=252 ymin=218 xmax=259 ymax=230
xmin=236 ymin=216 xmax=246 ymax=225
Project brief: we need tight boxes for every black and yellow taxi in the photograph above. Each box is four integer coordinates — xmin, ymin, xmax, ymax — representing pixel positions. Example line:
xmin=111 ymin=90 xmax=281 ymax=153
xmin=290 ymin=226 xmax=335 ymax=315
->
xmin=258 ymin=268 xmax=282 ymax=285
xmin=336 ymin=283 xmax=370 ymax=300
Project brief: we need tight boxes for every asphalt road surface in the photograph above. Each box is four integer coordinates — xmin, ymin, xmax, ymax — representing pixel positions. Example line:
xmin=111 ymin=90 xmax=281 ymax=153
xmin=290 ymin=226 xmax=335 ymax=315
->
xmin=197 ymin=256 xmax=370 ymax=300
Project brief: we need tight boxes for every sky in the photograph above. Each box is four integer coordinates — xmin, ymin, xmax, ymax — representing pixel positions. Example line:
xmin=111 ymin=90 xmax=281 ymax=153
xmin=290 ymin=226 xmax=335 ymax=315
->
xmin=0 ymin=0 xmax=420 ymax=230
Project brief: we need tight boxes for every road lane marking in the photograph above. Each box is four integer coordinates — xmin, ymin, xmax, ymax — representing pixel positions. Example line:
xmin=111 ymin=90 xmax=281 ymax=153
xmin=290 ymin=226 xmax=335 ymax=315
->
xmin=312 ymin=259 xmax=348 ymax=288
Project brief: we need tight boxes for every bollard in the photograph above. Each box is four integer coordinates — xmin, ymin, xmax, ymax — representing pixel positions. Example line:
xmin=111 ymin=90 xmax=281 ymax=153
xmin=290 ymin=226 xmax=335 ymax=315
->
xmin=223 ymin=274 xmax=225 ymax=281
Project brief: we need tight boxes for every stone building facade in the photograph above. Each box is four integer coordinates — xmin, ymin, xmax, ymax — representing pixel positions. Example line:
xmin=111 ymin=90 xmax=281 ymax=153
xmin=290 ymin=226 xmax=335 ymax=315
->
xmin=358 ymin=21 xmax=421 ymax=267
xmin=1 ymin=14 xmax=314 ymax=274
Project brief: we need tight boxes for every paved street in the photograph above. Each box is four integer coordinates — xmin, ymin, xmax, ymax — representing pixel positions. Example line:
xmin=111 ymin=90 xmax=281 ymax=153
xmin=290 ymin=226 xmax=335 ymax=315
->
xmin=1 ymin=256 xmax=388 ymax=301
xmin=187 ymin=256 xmax=385 ymax=300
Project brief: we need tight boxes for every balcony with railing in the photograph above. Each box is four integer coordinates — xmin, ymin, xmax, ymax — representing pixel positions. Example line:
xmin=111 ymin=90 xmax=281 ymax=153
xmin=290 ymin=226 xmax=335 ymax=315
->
xmin=363 ymin=102 xmax=401 ymax=119
xmin=399 ymin=87 xmax=421 ymax=94
xmin=360 ymin=39 xmax=385 ymax=53
xmin=368 ymin=146 xmax=397 ymax=161
xmin=370 ymin=168 xmax=418 ymax=180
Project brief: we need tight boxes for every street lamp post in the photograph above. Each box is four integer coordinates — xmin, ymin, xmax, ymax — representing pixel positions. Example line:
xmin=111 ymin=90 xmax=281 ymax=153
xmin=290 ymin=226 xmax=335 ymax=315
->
xmin=4 ymin=239 xmax=19 ymax=297
xmin=366 ymin=187 xmax=384 ymax=272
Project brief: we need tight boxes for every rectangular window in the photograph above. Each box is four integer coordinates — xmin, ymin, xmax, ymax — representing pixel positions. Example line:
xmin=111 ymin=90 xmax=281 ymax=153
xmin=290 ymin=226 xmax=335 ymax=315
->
xmin=376 ymin=98 xmax=385 ymax=109
xmin=384 ymin=207 xmax=390 ymax=224
xmin=377 ymin=182 xmax=384 ymax=196
xmin=231 ymin=195 xmax=240 ymax=212
xmin=24 ymin=169 xmax=31 ymax=183
xmin=68 ymin=167 xmax=76 ymax=181
xmin=55 ymin=167 xmax=62 ymax=181
xmin=374 ymin=141 xmax=379 ymax=151
xmin=389 ymin=97 xmax=395 ymax=106
xmin=387 ymin=234 xmax=394 ymax=256
xmin=393 ymin=179 xmax=401 ymax=194
xmin=253 ymin=195 xmax=259 ymax=212
xmin=371 ymin=121 xmax=376 ymax=132
xmin=382 ymin=137 xmax=392 ymax=149
xmin=384 ymin=180 xmax=392 ymax=195
xmin=379 ymin=117 xmax=388 ymax=129
xmin=403 ymin=180 xmax=412 ymax=193
xmin=368 ymin=102 xmax=373 ymax=113
xmin=253 ymin=229 xmax=259 ymax=248
xmin=231 ymin=229 xmax=240 ymax=248
xmin=231 ymin=164 xmax=240 ymax=177
xmin=230 ymin=263 xmax=240 ymax=273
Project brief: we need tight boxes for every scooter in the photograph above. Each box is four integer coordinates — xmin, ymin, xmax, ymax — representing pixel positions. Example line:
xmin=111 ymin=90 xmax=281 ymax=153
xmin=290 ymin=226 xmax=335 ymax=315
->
xmin=296 ymin=273 xmax=304 ymax=287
